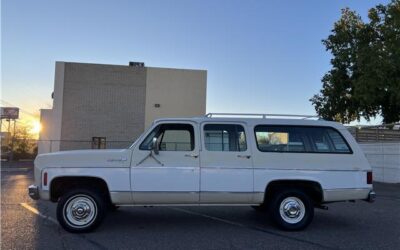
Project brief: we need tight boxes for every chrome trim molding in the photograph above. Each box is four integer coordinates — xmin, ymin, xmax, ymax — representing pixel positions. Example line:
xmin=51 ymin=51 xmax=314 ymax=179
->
xmin=200 ymin=192 xmax=253 ymax=203
xmin=254 ymin=168 xmax=369 ymax=172
xmin=132 ymin=192 xmax=198 ymax=204
xmin=131 ymin=191 xmax=260 ymax=204
xmin=110 ymin=191 xmax=133 ymax=204
xmin=133 ymin=167 xmax=198 ymax=170
xmin=253 ymin=192 xmax=265 ymax=203
xmin=118 ymin=203 xmax=260 ymax=207
xmin=201 ymin=167 xmax=253 ymax=170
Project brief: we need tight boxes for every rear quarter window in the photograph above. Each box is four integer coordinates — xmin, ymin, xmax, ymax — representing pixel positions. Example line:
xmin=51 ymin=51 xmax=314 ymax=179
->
xmin=254 ymin=125 xmax=352 ymax=154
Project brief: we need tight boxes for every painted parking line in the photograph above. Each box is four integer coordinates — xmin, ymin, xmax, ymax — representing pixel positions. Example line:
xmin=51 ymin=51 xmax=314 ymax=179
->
xmin=20 ymin=203 xmax=58 ymax=224
xmin=20 ymin=203 xmax=109 ymax=249
xmin=170 ymin=207 xmax=245 ymax=227
xmin=170 ymin=207 xmax=335 ymax=250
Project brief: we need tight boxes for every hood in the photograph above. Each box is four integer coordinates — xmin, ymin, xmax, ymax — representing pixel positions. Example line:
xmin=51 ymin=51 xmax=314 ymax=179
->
xmin=34 ymin=149 xmax=132 ymax=169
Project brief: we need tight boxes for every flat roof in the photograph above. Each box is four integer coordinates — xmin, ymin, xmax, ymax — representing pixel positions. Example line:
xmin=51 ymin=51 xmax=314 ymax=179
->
xmin=55 ymin=61 xmax=206 ymax=72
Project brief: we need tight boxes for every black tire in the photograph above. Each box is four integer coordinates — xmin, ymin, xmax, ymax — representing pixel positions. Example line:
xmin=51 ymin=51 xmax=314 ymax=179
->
xmin=269 ymin=189 xmax=314 ymax=231
xmin=56 ymin=188 xmax=107 ymax=233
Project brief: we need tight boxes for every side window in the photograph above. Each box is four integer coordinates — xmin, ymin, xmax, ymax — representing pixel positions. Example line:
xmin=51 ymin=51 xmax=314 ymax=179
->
xmin=308 ymin=129 xmax=332 ymax=152
xmin=254 ymin=125 xmax=352 ymax=153
xmin=139 ymin=123 xmax=194 ymax=151
xmin=139 ymin=126 xmax=161 ymax=150
xmin=204 ymin=124 xmax=247 ymax=152
xmin=160 ymin=127 xmax=193 ymax=151
xmin=311 ymin=128 xmax=351 ymax=153
xmin=254 ymin=126 xmax=306 ymax=152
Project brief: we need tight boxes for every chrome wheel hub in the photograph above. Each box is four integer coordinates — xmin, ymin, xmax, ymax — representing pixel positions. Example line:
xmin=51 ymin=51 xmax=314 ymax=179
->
xmin=72 ymin=202 xmax=91 ymax=219
xmin=279 ymin=197 xmax=305 ymax=224
xmin=64 ymin=195 xmax=97 ymax=228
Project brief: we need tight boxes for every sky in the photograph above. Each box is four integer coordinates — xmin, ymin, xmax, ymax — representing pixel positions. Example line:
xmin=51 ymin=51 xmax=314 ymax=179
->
xmin=1 ymin=0 xmax=390 ymax=129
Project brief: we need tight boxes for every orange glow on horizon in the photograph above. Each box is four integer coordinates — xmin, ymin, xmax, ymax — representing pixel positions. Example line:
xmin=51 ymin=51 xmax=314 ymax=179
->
xmin=31 ymin=120 xmax=42 ymax=135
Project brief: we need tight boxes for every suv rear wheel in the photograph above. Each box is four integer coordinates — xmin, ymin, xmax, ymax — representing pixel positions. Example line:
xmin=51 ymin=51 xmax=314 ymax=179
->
xmin=56 ymin=188 xmax=106 ymax=233
xmin=269 ymin=189 xmax=314 ymax=231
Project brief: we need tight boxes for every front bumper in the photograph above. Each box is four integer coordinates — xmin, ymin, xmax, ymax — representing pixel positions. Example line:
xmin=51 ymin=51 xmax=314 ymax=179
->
xmin=28 ymin=185 xmax=40 ymax=200
xmin=365 ymin=190 xmax=376 ymax=203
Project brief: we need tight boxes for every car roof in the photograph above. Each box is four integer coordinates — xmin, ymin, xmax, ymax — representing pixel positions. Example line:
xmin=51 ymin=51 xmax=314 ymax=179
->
xmin=153 ymin=116 xmax=346 ymax=130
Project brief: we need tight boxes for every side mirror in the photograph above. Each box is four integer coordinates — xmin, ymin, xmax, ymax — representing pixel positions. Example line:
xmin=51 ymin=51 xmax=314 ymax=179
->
xmin=152 ymin=137 xmax=159 ymax=155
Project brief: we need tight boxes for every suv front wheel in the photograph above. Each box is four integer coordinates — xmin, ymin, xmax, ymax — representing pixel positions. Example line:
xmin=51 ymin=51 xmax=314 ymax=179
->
xmin=269 ymin=189 xmax=314 ymax=231
xmin=56 ymin=188 xmax=106 ymax=233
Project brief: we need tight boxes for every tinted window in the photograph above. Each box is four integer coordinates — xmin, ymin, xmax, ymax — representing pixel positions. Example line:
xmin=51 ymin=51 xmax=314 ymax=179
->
xmin=139 ymin=124 xmax=194 ymax=151
xmin=204 ymin=124 xmax=247 ymax=151
xmin=255 ymin=126 xmax=306 ymax=152
xmin=254 ymin=126 xmax=351 ymax=153
xmin=327 ymin=130 xmax=351 ymax=152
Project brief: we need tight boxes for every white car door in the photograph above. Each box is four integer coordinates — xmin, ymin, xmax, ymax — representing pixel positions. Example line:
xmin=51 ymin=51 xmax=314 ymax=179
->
xmin=200 ymin=122 xmax=254 ymax=203
xmin=131 ymin=121 xmax=200 ymax=204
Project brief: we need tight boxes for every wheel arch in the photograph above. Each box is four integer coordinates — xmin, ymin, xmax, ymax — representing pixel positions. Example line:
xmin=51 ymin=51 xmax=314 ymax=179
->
xmin=263 ymin=179 xmax=324 ymax=205
xmin=50 ymin=176 xmax=111 ymax=203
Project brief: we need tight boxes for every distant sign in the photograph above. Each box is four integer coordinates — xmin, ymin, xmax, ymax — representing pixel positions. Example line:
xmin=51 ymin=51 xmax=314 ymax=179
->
xmin=1 ymin=107 xmax=19 ymax=119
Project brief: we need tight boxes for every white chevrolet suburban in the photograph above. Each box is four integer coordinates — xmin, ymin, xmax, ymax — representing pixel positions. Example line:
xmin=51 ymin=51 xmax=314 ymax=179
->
xmin=29 ymin=113 xmax=375 ymax=233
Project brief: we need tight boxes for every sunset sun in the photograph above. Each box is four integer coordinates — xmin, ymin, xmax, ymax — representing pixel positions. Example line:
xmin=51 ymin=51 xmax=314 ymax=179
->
xmin=31 ymin=120 xmax=42 ymax=134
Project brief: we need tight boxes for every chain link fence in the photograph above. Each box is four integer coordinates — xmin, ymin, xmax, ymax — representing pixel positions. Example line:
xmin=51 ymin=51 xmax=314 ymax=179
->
xmin=1 ymin=139 xmax=135 ymax=161
xmin=2 ymin=127 xmax=399 ymax=161
xmin=38 ymin=140 xmax=134 ymax=152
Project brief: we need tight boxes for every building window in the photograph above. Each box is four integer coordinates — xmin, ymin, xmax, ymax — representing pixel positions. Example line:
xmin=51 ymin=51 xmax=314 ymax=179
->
xmin=254 ymin=125 xmax=351 ymax=153
xmin=204 ymin=124 xmax=247 ymax=151
xmin=92 ymin=137 xmax=106 ymax=149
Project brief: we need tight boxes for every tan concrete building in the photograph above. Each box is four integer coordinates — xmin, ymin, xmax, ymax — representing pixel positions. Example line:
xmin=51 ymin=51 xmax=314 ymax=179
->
xmin=38 ymin=61 xmax=207 ymax=154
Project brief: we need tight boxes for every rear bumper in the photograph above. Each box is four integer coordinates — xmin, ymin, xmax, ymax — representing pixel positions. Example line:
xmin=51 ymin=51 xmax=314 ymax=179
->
xmin=364 ymin=190 xmax=376 ymax=203
xmin=28 ymin=185 xmax=40 ymax=200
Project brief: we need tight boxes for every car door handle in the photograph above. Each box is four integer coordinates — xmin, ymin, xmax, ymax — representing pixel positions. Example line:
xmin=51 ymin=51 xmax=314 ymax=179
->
xmin=237 ymin=155 xmax=251 ymax=159
xmin=185 ymin=154 xmax=199 ymax=158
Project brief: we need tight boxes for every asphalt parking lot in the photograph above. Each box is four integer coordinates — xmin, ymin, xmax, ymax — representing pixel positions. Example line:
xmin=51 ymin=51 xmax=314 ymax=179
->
xmin=1 ymin=161 xmax=399 ymax=250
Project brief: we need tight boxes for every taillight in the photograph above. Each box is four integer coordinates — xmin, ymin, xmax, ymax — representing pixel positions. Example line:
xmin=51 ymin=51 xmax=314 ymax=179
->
xmin=43 ymin=172 xmax=48 ymax=186
xmin=367 ymin=171 xmax=373 ymax=184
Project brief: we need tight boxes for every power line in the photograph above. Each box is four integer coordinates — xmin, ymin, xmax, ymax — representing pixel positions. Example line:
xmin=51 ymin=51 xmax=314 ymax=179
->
xmin=0 ymin=99 xmax=39 ymax=118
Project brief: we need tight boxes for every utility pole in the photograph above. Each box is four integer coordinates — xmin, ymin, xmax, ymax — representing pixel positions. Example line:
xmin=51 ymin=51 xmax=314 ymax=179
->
xmin=10 ymin=120 xmax=16 ymax=161
xmin=1 ymin=107 xmax=19 ymax=161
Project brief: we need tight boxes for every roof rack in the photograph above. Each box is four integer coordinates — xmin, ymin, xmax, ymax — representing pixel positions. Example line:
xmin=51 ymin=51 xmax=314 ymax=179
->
xmin=205 ymin=113 xmax=321 ymax=120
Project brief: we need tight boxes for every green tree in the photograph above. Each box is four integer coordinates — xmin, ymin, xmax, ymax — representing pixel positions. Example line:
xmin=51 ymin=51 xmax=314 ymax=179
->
xmin=311 ymin=0 xmax=400 ymax=124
